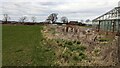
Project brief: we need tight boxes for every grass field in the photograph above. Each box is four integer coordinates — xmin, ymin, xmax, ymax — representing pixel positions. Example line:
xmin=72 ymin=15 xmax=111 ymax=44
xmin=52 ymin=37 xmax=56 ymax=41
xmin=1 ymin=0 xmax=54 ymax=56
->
xmin=2 ymin=25 xmax=88 ymax=66
xmin=2 ymin=25 xmax=117 ymax=66
xmin=2 ymin=25 xmax=56 ymax=66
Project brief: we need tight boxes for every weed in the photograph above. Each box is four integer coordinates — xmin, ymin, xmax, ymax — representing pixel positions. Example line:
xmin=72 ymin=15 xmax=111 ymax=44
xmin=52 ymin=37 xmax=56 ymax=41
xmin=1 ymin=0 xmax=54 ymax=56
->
xmin=98 ymin=38 xmax=109 ymax=42
xmin=76 ymin=41 xmax=81 ymax=44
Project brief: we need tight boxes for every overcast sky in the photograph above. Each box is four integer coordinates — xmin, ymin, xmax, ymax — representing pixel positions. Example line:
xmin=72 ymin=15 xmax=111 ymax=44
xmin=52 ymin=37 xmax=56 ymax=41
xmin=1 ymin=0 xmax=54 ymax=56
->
xmin=0 ymin=0 xmax=120 ymax=22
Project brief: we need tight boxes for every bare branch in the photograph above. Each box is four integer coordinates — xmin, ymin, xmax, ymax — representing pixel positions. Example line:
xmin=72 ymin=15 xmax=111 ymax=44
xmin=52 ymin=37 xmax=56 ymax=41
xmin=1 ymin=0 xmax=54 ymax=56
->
xmin=19 ymin=16 xmax=27 ymax=23
xmin=61 ymin=16 xmax=68 ymax=23
xmin=31 ymin=16 xmax=36 ymax=23
xmin=46 ymin=13 xmax=58 ymax=23
xmin=3 ymin=14 xmax=10 ymax=23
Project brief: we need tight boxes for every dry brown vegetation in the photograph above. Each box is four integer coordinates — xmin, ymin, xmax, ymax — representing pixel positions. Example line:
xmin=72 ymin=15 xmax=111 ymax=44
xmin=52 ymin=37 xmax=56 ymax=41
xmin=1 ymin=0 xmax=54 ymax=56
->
xmin=42 ymin=24 xmax=119 ymax=66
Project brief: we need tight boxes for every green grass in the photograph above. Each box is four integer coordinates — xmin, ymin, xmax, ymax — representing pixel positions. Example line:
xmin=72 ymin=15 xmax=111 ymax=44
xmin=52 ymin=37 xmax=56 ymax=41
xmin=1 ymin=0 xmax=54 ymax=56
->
xmin=2 ymin=25 xmax=88 ymax=66
xmin=52 ymin=39 xmax=87 ymax=64
xmin=2 ymin=25 xmax=56 ymax=66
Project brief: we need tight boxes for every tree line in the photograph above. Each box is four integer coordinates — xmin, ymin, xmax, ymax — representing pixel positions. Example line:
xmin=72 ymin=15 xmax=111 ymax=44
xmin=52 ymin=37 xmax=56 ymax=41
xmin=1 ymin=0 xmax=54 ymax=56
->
xmin=2 ymin=13 xmax=91 ymax=24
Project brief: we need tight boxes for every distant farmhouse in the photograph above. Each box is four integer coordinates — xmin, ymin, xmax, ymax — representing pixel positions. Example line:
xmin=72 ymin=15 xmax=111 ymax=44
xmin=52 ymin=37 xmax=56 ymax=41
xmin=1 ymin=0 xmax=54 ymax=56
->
xmin=92 ymin=2 xmax=120 ymax=34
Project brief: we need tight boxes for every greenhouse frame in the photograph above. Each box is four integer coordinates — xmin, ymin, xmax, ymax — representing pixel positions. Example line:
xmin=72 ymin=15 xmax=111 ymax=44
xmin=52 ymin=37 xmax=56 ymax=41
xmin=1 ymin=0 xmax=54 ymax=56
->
xmin=92 ymin=7 xmax=120 ymax=33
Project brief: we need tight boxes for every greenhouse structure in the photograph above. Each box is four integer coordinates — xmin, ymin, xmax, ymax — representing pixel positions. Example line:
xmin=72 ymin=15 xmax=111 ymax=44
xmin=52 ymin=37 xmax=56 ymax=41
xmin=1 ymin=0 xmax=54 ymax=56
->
xmin=92 ymin=6 xmax=120 ymax=33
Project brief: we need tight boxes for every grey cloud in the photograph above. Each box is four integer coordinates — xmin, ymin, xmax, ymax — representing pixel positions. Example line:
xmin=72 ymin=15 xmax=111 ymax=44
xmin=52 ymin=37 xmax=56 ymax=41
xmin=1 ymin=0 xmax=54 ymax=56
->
xmin=0 ymin=0 xmax=119 ymax=21
xmin=40 ymin=2 xmax=60 ymax=6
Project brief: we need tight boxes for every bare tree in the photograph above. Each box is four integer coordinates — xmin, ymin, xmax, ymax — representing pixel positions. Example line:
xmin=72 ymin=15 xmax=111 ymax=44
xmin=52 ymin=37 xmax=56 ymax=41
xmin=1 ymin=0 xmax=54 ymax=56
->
xmin=19 ymin=16 xmax=27 ymax=24
xmin=61 ymin=16 xmax=68 ymax=23
xmin=80 ymin=20 xmax=84 ymax=23
xmin=46 ymin=13 xmax=58 ymax=24
xmin=31 ymin=16 xmax=36 ymax=23
xmin=3 ymin=14 xmax=10 ymax=23
xmin=85 ymin=19 xmax=91 ymax=23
